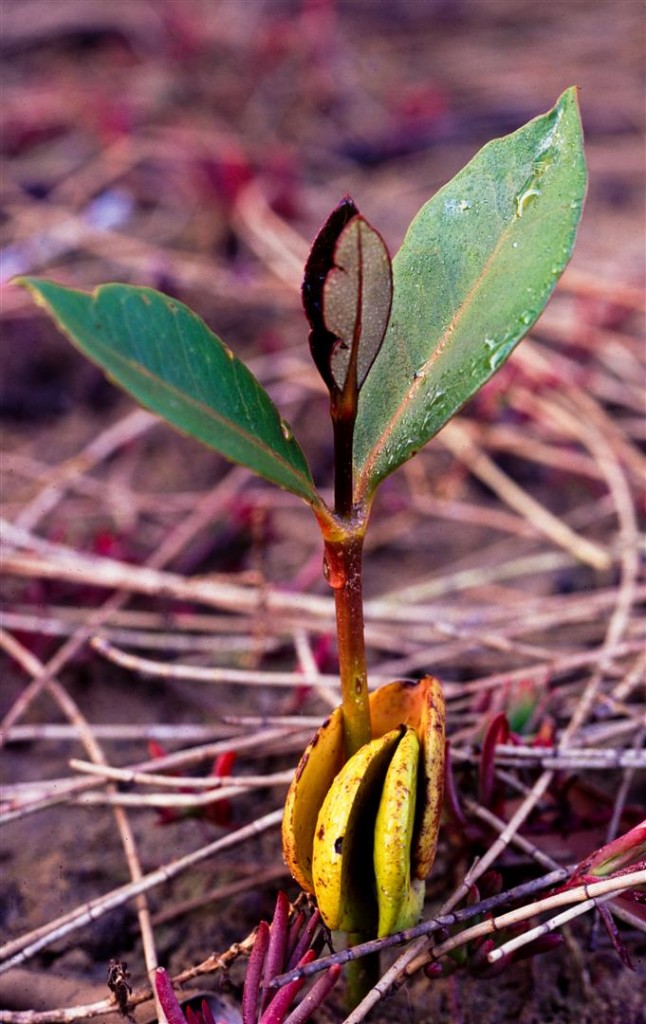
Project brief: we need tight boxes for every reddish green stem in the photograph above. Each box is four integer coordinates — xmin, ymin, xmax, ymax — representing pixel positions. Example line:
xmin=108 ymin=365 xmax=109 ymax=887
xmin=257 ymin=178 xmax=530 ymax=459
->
xmin=323 ymin=528 xmax=371 ymax=758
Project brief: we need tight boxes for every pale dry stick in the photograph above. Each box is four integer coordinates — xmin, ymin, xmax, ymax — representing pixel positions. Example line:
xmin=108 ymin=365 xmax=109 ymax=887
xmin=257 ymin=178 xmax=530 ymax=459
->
xmin=69 ymin=758 xmax=293 ymax=791
xmin=233 ymin=178 xmax=308 ymax=288
xmin=71 ymin=762 xmax=293 ymax=809
xmin=0 ymin=465 xmax=253 ymax=740
xmin=559 ymin=266 xmax=646 ymax=310
xmin=572 ymin=716 xmax=643 ymax=748
xmin=342 ymin=873 xmax=646 ymax=1024
xmin=341 ymin=769 xmax=560 ymax=1024
xmin=0 ymin=808 xmax=283 ymax=972
xmin=0 ymin=532 xmax=324 ymax=621
xmin=273 ymin=866 xmax=573 ymax=989
xmin=595 ymin=689 xmax=646 ymax=731
xmin=611 ymin=651 xmax=646 ymax=703
xmin=92 ymin=630 xmax=644 ymax=696
xmin=376 ymin=588 xmax=645 ymax=681
xmin=1 ymin=512 xmax=590 ymax=619
xmin=4 ymin=723 xmax=228 ymax=742
xmin=110 ymin=729 xmax=306 ymax=776
xmin=442 ymin=479 xmax=638 ymax=913
xmin=1 ymin=728 xmax=305 ymax=824
xmin=292 ymin=626 xmax=338 ymax=709
xmin=1 ymin=730 xmax=302 ymax=805
xmin=436 ymin=418 xmax=611 ymax=571
xmin=224 ymin=714 xmax=339 ymax=729
xmin=522 ymin=332 xmax=646 ymax=419
xmin=469 ymin=741 xmax=646 ymax=764
xmin=487 ymin=890 xmax=633 ymax=966
xmin=2 ymin=451 xmax=148 ymax=514
xmin=540 ymin=312 xmax=646 ymax=386
xmin=486 ymin=765 xmax=547 ymax=804
xmin=1 ymin=776 xmax=85 ymax=802
xmin=445 ymin=770 xmax=559 ymax=916
xmin=378 ymin=578 xmax=646 ymax=665
xmin=547 ymin=389 xmax=640 ymax=746
xmin=8 ymin=569 xmax=629 ymax=637
xmin=517 ymin=341 xmax=646 ymax=485
xmin=75 ymin=783 xmax=288 ymax=810
xmin=0 ymin=925 xmax=258 ymax=1024
xmin=90 ymin=635 xmax=344 ymax=689
xmin=474 ymin=582 xmax=644 ymax=641
xmin=459 ymin=746 xmax=646 ymax=771
xmin=11 ymin=409 xmax=157 ymax=534
xmin=370 ymin=627 xmax=640 ymax=1003
xmin=480 ymin=425 xmax=603 ymax=481
xmin=385 ymin=638 xmax=643 ymax=706
xmin=376 ymin=635 xmax=553 ymax=683
xmin=0 ymin=630 xmax=161 ymax=1013
xmin=409 ymin=490 xmax=536 ymax=537
xmin=360 ymin=391 xmax=643 ymax=1016
xmin=1 ymin=595 xmax=561 ymax=666
xmin=0 ymin=995 xmax=123 ymax=1024
xmin=4 ymin=601 xmax=268 ymax=636
xmin=9 ymin=200 xmax=297 ymax=312
xmin=0 ymin=598 xmax=411 ymax=659
xmin=2 ymin=529 xmax=597 ymax=628
xmin=0 ymin=609 xmax=280 ymax=654
xmin=27 ymin=131 xmax=141 ymax=210
xmin=587 ymin=333 xmax=646 ymax=390
xmin=420 ymin=872 xmax=646 ymax=973
xmin=3 ymin=450 xmax=253 ymax=520
xmin=372 ymin=549 xmax=586 ymax=611
xmin=0 ymin=923 xmax=253 ymax=1024
xmin=463 ymin=798 xmax=561 ymax=873
xmin=589 ymin=727 xmax=646 ymax=948
xmin=420 ymin=618 xmax=566 ymax=660
xmin=3 ymin=870 xmax=638 ymax=1024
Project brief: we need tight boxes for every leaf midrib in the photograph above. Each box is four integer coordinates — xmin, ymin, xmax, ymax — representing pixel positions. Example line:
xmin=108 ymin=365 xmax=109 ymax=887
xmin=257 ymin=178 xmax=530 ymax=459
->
xmin=353 ymin=156 xmax=566 ymax=501
xmin=44 ymin=292 xmax=316 ymax=500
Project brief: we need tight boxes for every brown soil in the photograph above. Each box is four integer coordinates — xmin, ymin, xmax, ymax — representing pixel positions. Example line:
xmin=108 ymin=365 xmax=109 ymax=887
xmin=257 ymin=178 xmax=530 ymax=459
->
xmin=1 ymin=3 xmax=644 ymax=1023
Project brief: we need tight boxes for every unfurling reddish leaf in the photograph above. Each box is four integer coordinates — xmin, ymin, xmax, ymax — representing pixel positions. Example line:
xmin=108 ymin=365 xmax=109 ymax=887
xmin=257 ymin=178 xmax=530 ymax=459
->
xmin=258 ymin=950 xmax=314 ymax=1024
xmin=154 ymin=969 xmax=190 ymax=1024
xmin=261 ymin=892 xmax=290 ymax=1012
xmin=478 ymin=713 xmax=509 ymax=809
xmin=204 ymin=750 xmax=236 ymax=827
xmin=302 ymin=196 xmax=392 ymax=400
xmin=568 ymin=820 xmax=646 ymax=883
xmin=243 ymin=921 xmax=270 ymax=1024
xmin=281 ymin=964 xmax=342 ymax=1024
xmin=302 ymin=196 xmax=358 ymax=393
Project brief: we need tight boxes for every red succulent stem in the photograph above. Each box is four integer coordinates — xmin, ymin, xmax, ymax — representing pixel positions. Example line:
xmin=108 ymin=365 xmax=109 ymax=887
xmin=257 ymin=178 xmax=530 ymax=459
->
xmin=322 ymin=524 xmax=371 ymax=758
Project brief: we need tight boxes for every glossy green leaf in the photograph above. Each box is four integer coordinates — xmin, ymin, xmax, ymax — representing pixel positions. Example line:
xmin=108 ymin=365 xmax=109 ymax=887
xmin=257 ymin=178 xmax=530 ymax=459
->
xmin=17 ymin=279 xmax=319 ymax=503
xmin=353 ymin=87 xmax=587 ymax=501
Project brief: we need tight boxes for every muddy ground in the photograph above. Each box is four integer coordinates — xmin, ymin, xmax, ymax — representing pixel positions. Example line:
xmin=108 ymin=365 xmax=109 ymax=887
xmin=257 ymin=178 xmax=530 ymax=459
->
xmin=1 ymin=2 xmax=645 ymax=1023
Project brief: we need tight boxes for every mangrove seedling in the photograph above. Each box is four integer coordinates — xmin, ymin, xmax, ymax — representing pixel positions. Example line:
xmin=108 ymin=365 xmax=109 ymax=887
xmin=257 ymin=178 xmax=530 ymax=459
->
xmin=17 ymin=88 xmax=586 ymax=1001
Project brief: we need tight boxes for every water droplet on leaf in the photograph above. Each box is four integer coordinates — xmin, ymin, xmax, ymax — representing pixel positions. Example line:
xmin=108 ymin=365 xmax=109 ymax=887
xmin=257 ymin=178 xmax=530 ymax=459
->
xmin=515 ymin=187 xmax=541 ymax=217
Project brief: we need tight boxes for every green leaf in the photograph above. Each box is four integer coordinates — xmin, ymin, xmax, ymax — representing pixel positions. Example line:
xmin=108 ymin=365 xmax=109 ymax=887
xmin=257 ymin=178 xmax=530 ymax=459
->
xmin=353 ymin=87 xmax=587 ymax=501
xmin=17 ymin=279 xmax=319 ymax=504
